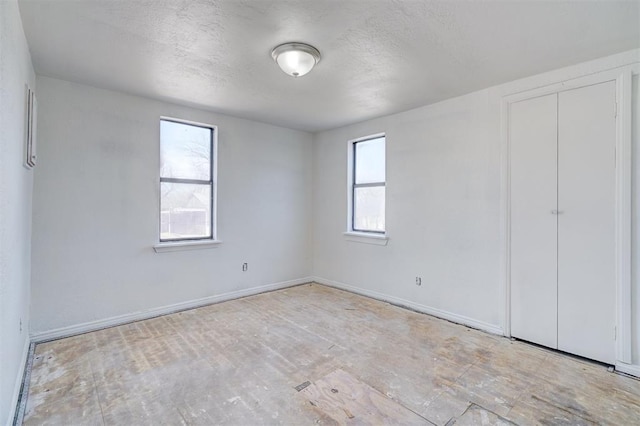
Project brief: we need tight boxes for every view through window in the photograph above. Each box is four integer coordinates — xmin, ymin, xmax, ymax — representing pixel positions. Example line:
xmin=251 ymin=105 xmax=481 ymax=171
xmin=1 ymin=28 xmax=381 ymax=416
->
xmin=352 ymin=135 xmax=385 ymax=233
xmin=160 ymin=119 xmax=214 ymax=241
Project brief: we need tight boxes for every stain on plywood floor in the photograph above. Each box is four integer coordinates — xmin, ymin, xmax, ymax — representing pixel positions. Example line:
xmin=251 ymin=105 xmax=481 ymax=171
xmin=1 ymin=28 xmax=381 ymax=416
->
xmin=22 ymin=283 xmax=640 ymax=425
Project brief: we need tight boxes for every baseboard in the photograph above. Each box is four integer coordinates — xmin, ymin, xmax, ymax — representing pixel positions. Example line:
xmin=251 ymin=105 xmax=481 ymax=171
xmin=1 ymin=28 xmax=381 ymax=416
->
xmin=616 ymin=362 xmax=640 ymax=378
xmin=312 ymin=276 xmax=504 ymax=336
xmin=31 ymin=277 xmax=312 ymax=343
xmin=6 ymin=336 xmax=30 ymax=426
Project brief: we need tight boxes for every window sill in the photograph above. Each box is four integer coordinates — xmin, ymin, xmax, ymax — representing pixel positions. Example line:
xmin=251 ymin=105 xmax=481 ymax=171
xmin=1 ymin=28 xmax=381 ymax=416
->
xmin=343 ymin=231 xmax=389 ymax=246
xmin=153 ymin=239 xmax=222 ymax=253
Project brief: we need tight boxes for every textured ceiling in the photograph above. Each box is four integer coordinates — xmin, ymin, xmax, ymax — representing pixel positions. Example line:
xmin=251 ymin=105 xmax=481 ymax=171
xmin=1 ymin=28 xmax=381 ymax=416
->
xmin=18 ymin=0 xmax=640 ymax=132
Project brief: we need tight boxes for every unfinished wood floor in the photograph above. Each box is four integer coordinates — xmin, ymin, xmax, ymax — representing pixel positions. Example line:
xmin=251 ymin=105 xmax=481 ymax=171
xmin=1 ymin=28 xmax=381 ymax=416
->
xmin=23 ymin=283 xmax=640 ymax=425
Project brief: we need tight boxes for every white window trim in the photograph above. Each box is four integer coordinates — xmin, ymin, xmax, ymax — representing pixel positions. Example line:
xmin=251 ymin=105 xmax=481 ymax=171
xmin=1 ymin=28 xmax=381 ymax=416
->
xmin=343 ymin=231 xmax=389 ymax=245
xmin=345 ymin=132 xmax=387 ymax=243
xmin=153 ymin=239 xmax=223 ymax=253
xmin=158 ymin=116 xmax=219 ymax=249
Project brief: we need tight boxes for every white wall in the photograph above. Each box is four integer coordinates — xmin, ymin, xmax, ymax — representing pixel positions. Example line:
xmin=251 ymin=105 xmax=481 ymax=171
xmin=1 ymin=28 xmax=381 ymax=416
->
xmin=31 ymin=76 xmax=313 ymax=335
xmin=313 ymin=89 xmax=503 ymax=329
xmin=0 ymin=1 xmax=36 ymax=424
xmin=312 ymin=50 xmax=640 ymax=363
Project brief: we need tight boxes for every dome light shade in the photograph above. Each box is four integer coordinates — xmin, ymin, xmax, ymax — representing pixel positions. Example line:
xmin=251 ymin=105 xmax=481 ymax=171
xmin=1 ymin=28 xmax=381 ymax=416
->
xmin=271 ymin=42 xmax=321 ymax=77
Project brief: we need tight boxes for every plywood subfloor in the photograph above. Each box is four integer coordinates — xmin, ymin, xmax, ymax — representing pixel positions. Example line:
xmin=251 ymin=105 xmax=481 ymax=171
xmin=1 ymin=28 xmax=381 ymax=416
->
xmin=299 ymin=368 xmax=430 ymax=424
xmin=23 ymin=283 xmax=640 ymax=425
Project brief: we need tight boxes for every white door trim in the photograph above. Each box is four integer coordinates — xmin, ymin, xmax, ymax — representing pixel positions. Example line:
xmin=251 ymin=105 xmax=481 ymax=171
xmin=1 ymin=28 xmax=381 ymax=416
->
xmin=500 ymin=65 xmax=635 ymax=365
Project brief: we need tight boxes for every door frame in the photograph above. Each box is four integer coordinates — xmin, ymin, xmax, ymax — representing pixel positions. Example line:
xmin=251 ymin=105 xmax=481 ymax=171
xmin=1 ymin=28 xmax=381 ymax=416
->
xmin=500 ymin=66 xmax=634 ymax=368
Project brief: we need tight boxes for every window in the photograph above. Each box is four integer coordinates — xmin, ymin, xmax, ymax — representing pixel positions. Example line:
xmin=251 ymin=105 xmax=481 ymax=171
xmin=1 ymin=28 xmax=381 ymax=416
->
xmin=349 ymin=135 xmax=385 ymax=233
xmin=159 ymin=118 xmax=216 ymax=242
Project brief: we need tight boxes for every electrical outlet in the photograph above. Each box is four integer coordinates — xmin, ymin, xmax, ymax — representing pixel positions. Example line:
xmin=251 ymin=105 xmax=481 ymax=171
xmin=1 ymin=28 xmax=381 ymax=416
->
xmin=242 ymin=263 xmax=248 ymax=272
xmin=415 ymin=277 xmax=422 ymax=286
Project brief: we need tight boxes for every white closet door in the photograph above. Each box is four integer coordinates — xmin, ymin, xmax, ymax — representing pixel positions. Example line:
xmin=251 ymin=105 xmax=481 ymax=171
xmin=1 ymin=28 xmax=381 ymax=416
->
xmin=510 ymin=94 xmax=558 ymax=349
xmin=557 ymin=81 xmax=616 ymax=364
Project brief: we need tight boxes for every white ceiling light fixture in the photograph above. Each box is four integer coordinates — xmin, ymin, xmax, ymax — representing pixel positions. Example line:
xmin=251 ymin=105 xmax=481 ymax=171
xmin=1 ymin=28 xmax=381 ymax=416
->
xmin=271 ymin=42 xmax=321 ymax=77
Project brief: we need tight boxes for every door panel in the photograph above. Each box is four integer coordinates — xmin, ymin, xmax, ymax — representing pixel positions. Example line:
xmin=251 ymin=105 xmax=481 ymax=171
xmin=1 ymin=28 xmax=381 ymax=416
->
xmin=510 ymin=94 xmax=558 ymax=349
xmin=557 ymin=81 xmax=616 ymax=364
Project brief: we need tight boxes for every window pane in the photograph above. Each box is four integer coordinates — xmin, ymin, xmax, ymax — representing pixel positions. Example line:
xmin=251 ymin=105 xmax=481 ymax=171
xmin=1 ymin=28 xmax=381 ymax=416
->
xmin=160 ymin=120 xmax=211 ymax=180
xmin=160 ymin=182 xmax=211 ymax=240
xmin=355 ymin=137 xmax=385 ymax=184
xmin=354 ymin=186 xmax=385 ymax=232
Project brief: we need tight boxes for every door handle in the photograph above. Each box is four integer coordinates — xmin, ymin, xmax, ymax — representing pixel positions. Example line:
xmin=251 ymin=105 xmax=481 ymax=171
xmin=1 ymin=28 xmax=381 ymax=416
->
xmin=551 ymin=210 xmax=564 ymax=215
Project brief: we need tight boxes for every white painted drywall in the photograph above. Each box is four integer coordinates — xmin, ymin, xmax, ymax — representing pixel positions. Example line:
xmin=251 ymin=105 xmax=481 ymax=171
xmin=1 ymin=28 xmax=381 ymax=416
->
xmin=0 ymin=1 xmax=36 ymax=424
xmin=313 ymin=89 xmax=503 ymax=327
xmin=30 ymin=77 xmax=313 ymax=334
xmin=312 ymin=50 xmax=640 ymax=364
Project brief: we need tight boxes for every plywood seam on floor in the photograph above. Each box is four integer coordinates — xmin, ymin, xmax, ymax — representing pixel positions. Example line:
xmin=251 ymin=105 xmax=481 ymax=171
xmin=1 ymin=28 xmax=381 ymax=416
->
xmin=89 ymin=359 xmax=106 ymax=425
xmin=456 ymin=403 xmax=516 ymax=425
